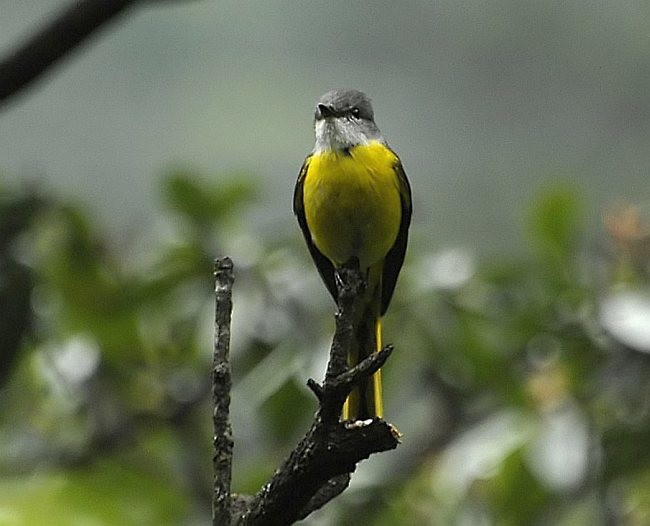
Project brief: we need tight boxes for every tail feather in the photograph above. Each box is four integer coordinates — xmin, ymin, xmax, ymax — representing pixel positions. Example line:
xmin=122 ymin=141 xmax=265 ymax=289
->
xmin=342 ymin=312 xmax=384 ymax=420
xmin=373 ymin=318 xmax=384 ymax=417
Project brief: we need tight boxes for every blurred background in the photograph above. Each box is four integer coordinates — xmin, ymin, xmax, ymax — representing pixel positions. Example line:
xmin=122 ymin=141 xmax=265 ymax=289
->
xmin=1 ymin=1 xmax=650 ymax=524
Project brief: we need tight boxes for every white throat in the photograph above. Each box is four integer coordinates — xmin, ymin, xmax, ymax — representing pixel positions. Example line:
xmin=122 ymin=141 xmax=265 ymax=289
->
xmin=313 ymin=119 xmax=376 ymax=154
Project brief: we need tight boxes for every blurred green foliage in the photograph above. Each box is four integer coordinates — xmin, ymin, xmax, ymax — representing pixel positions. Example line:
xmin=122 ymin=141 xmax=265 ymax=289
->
xmin=1 ymin=173 xmax=649 ymax=525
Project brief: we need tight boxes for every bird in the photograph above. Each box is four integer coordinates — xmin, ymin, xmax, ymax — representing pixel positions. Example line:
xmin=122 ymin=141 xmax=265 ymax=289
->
xmin=293 ymin=89 xmax=412 ymax=420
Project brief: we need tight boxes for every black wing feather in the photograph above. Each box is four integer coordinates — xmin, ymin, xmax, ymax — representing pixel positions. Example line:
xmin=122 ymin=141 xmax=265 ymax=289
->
xmin=293 ymin=156 xmax=338 ymax=302
xmin=380 ymin=160 xmax=412 ymax=315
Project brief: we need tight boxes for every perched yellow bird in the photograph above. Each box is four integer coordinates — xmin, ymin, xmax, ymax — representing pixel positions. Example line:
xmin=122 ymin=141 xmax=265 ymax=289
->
xmin=293 ymin=89 xmax=412 ymax=420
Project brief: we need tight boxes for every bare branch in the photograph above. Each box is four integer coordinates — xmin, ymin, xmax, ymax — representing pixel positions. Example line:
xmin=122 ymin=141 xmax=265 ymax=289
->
xmin=213 ymin=257 xmax=235 ymax=526
xmin=0 ymin=0 xmax=195 ymax=108
xmin=235 ymin=264 xmax=401 ymax=526
xmin=210 ymin=260 xmax=399 ymax=525
xmin=238 ymin=417 xmax=399 ymax=526
xmin=297 ymin=474 xmax=350 ymax=521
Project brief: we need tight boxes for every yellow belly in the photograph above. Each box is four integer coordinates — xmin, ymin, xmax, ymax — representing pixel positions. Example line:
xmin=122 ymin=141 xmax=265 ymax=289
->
xmin=303 ymin=141 xmax=402 ymax=269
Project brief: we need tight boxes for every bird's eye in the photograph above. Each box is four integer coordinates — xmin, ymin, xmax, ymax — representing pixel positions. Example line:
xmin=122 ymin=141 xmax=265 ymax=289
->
xmin=351 ymin=107 xmax=360 ymax=118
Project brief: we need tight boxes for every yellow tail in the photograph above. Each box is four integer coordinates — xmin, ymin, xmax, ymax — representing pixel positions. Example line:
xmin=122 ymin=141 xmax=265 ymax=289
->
xmin=342 ymin=315 xmax=384 ymax=420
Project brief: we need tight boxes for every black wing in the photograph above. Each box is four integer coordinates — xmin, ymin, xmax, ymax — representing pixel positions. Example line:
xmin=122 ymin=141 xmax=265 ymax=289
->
xmin=293 ymin=156 xmax=338 ymax=302
xmin=380 ymin=160 xmax=412 ymax=315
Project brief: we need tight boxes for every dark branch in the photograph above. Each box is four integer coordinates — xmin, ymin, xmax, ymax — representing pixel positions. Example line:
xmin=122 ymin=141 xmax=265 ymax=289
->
xmin=236 ymin=264 xmax=400 ymax=526
xmin=213 ymin=257 xmax=235 ymax=526
xmin=0 ymin=0 xmax=136 ymax=107
xmin=238 ymin=417 xmax=399 ymax=526
xmin=297 ymin=473 xmax=350 ymax=521
xmin=306 ymin=343 xmax=393 ymax=424
xmin=0 ymin=0 xmax=192 ymax=108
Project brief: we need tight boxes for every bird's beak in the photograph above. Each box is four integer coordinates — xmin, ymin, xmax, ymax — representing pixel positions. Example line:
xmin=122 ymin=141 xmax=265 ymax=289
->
xmin=317 ymin=103 xmax=336 ymax=119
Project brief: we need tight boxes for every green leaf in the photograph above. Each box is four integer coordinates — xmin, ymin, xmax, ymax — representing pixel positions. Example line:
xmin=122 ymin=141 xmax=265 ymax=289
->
xmin=527 ymin=185 xmax=582 ymax=261
xmin=162 ymin=169 xmax=256 ymax=226
xmin=260 ymin=377 xmax=314 ymax=445
xmin=0 ymin=459 xmax=189 ymax=525
xmin=483 ymin=449 xmax=550 ymax=526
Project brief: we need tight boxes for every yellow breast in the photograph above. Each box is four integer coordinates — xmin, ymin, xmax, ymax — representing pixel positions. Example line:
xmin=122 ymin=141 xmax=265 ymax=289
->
xmin=303 ymin=141 xmax=402 ymax=269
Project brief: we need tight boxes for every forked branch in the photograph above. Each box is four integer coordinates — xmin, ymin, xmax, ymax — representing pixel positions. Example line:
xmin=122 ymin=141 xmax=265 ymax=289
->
xmin=213 ymin=259 xmax=400 ymax=526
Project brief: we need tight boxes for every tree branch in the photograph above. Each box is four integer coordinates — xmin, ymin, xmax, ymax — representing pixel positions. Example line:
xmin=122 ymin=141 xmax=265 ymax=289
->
xmin=234 ymin=262 xmax=400 ymax=526
xmin=0 ymin=0 xmax=193 ymax=108
xmin=213 ymin=259 xmax=400 ymax=525
xmin=213 ymin=257 xmax=235 ymax=526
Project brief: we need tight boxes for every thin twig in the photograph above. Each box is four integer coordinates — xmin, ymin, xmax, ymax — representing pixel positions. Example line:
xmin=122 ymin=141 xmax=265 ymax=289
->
xmin=213 ymin=257 xmax=235 ymax=526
